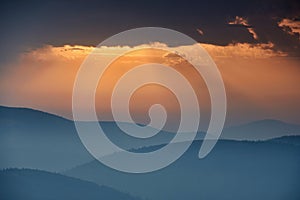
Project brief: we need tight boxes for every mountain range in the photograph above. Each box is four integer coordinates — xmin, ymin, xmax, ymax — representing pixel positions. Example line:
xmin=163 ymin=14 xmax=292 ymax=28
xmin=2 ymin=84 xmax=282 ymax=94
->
xmin=1 ymin=105 xmax=300 ymax=171
xmin=1 ymin=105 xmax=300 ymax=200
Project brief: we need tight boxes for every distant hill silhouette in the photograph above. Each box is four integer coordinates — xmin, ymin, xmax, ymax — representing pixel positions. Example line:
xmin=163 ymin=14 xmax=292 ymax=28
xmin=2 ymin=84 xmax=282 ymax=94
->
xmin=0 ymin=168 xmax=140 ymax=200
xmin=269 ymin=135 xmax=300 ymax=146
xmin=0 ymin=106 xmax=93 ymax=171
xmin=0 ymin=106 xmax=199 ymax=170
xmin=222 ymin=119 xmax=300 ymax=140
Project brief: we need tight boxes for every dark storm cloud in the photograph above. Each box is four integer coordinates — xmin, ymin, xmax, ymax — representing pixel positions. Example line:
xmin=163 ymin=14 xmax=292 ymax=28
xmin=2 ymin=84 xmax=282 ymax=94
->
xmin=0 ymin=0 xmax=300 ymax=66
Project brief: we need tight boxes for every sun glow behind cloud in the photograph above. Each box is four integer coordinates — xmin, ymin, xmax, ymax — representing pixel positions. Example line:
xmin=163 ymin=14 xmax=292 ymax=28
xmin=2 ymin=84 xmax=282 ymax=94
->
xmin=0 ymin=42 xmax=299 ymax=127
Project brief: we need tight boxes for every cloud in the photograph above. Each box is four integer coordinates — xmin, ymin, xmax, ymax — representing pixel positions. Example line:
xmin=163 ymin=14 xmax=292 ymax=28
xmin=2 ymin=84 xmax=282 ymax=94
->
xmin=247 ymin=28 xmax=258 ymax=40
xmin=228 ymin=16 xmax=258 ymax=40
xmin=0 ymin=42 xmax=299 ymax=127
xmin=162 ymin=42 xmax=286 ymax=67
xmin=228 ymin=16 xmax=252 ymax=28
xmin=197 ymin=28 xmax=204 ymax=36
xmin=202 ymin=42 xmax=286 ymax=59
xmin=278 ymin=18 xmax=300 ymax=40
xmin=2 ymin=0 xmax=300 ymax=66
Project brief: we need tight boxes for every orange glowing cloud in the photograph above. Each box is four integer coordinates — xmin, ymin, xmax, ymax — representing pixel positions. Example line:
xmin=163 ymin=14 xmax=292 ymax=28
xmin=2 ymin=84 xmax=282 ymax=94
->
xmin=278 ymin=18 xmax=300 ymax=40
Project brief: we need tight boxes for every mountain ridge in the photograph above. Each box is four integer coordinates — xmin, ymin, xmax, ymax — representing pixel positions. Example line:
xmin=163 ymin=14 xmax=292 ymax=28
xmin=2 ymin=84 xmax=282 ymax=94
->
xmin=2 ymin=105 xmax=300 ymax=132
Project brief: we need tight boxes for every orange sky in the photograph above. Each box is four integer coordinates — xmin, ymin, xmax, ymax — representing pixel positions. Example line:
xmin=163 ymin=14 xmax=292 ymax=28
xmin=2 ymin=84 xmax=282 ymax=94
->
xmin=0 ymin=42 xmax=299 ymax=128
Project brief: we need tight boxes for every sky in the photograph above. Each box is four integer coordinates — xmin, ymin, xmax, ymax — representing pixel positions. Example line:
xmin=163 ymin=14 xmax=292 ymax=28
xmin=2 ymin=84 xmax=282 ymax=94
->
xmin=0 ymin=0 xmax=300 ymax=128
